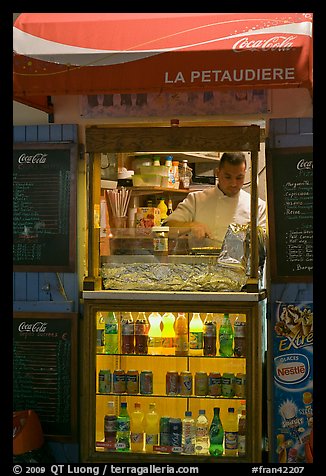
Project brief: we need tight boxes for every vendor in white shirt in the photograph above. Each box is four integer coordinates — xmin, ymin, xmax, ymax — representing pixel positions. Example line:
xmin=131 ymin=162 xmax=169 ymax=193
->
xmin=165 ymin=152 xmax=266 ymax=248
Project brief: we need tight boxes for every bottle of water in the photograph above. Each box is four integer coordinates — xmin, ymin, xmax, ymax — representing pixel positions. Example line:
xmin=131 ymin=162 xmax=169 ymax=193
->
xmin=195 ymin=409 xmax=209 ymax=455
xmin=209 ymin=407 xmax=224 ymax=456
xmin=104 ymin=311 xmax=118 ymax=354
xmin=218 ymin=313 xmax=234 ymax=357
xmin=182 ymin=411 xmax=196 ymax=454
xmin=179 ymin=159 xmax=192 ymax=189
xmin=116 ymin=402 xmax=130 ymax=451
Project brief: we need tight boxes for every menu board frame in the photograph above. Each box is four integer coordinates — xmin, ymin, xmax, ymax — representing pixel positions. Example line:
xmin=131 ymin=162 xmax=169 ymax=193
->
xmin=13 ymin=311 xmax=78 ymax=441
xmin=13 ymin=142 xmax=77 ymax=272
xmin=266 ymin=147 xmax=313 ymax=282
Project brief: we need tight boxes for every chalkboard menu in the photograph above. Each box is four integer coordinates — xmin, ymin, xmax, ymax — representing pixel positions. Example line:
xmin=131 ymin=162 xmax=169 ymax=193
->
xmin=13 ymin=143 xmax=77 ymax=271
xmin=13 ymin=312 xmax=78 ymax=441
xmin=266 ymin=148 xmax=313 ymax=281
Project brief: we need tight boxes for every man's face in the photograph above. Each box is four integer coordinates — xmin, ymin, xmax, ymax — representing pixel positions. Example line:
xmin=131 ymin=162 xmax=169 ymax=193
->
xmin=217 ymin=161 xmax=246 ymax=197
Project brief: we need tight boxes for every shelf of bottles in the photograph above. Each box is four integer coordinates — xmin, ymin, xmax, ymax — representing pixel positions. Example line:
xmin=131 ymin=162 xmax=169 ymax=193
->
xmin=95 ymin=310 xmax=247 ymax=458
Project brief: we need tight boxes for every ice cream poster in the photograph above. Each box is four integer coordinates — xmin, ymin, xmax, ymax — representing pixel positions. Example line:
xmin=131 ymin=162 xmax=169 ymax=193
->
xmin=272 ymin=301 xmax=313 ymax=463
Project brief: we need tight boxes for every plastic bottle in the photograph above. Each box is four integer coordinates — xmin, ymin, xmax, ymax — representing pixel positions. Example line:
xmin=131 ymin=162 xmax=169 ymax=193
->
xmin=209 ymin=407 xmax=224 ymax=456
xmin=195 ymin=409 xmax=209 ymax=455
xmin=179 ymin=159 xmax=192 ymax=189
xmin=174 ymin=312 xmax=189 ymax=356
xmin=104 ymin=401 xmax=117 ymax=451
xmin=224 ymin=407 xmax=238 ymax=456
xmin=116 ymin=402 xmax=130 ymax=451
xmin=153 ymin=156 xmax=161 ymax=166
xmin=219 ymin=313 xmax=234 ymax=357
xmin=121 ymin=312 xmax=135 ymax=354
xmin=104 ymin=311 xmax=118 ymax=354
xmin=237 ymin=400 xmax=246 ymax=421
xmin=166 ymin=199 xmax=174 ymax=216
xmin=172 ymin=161 xmax=180 ymax=189
xmin=238 ymin=409 xmax=246 ymax=457
xmin=189 ymin=312 xmax=204 ymax=354
xmin=233 ymin=315 xmax=246 ymax=357
xmin=182 ymin=411 xmax=196 ymax=454
xmin=165 ymin=155 xmax=175 ymax=188
xmin=147 ymin=311 xmax=162 ymax=354
xmin=144 ymin=402 xmax=160 ymax=453
xmin=161 ymin=312 xmax=176 ymax=354
xmin=157 ymin=198 xmax=168 ymax=223
xmin=96 ymin=312 xmax=105 ymax=354
xmin=134 ymin=312 xmax=149 ymax=354
xmin=203 ymin=313 xmax=216 ymax=356
xmin=130 ymin=402 xmax=145 ymax=452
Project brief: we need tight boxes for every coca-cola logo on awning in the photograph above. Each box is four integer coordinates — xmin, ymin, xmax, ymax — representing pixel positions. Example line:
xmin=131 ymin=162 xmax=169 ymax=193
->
xmin=233 ymin=35 xmax=296 ymax=53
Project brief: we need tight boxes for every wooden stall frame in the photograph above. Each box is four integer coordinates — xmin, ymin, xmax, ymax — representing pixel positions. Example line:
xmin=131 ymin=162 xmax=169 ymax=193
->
xmin=84 ymin=125 xmax=261 ymax=292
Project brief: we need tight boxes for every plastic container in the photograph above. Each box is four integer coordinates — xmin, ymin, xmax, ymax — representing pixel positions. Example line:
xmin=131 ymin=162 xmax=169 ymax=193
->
xmin=148 ymin=311 xmax=163 ymax=354
xmin=130 ymin=402 xmax=145 ymax=452
xmin=161 ymin=312 xmax=176 ymax=353
xmin=182 ymin=411 xmax=196 ymax=454
xmin=189 ymin=313 xmax=204 ymax=352
xmin=195 ymin=409 xmax=209 ymax=455
xmin=224 ymin=407 xmax=238 ymax=456
xmin=104 ymin=311 xmax=118 ymax=354
xmin=175 ymin=312 xmax=189 ymax=356
xmin=132 ymin=174 xmax=162 ymax=187
xmin=152 ymin=226 xmax=169 ymax=256
xmin=219 ymin=313 xmax=234 ymax=357
xmin=139 ymin=165 xmax=169 ymax=176
xmin=116 ymin=402 xmax=131 ymax=451
xmin=104 ymin=401 xmax=117 ymax=451
xmin=145 ymin=403 xmax=160 ymax=453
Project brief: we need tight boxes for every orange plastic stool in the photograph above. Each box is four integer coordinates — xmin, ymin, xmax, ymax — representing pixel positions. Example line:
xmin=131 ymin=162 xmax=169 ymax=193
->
xmin=13 ymin=410 xmax=44 ymax=455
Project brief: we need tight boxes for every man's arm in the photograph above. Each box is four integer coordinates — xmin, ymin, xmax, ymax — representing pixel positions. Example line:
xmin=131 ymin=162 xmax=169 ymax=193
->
xmin=165 ymin=220 xmax=212 ymax=239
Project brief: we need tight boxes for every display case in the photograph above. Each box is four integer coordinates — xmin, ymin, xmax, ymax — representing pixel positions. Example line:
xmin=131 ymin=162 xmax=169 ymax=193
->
xmin=80 ymin=291 xmax=267 ymax=463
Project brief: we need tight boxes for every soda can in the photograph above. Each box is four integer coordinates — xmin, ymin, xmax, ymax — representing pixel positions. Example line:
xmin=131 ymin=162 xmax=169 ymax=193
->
xmin=113 ymin=369 xmax=126 ymax=393
xmin=126 ymin=369 xmax=139 ymax=394
xmin=99 ymin=369 xmax=111 ymax=393
xmin=195 ymin=372 xmax=208 ymax=396
xmin=179 ymin=371 xmax=192 ymax=395
xmin=208 ymin=372 xmax=222 ymax=396
xmin=222 ymin=372 xmax=235 ymax=397
xmin=166 ymin=371 xmax=179 ymax=395
xmin=168 ymin=418 xmax=182 ymax=450
xmin=235 ymin=373 xmax=246 ymax=398
xmin=160 ymin=416 xmax=171 ymax=446
xmin=140 ymin=370 xmax=153 ymax=394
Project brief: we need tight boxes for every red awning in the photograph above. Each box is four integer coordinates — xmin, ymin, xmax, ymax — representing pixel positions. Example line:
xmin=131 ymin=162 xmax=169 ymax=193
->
xmin=13 ymin=13 xmax=313 ymax=112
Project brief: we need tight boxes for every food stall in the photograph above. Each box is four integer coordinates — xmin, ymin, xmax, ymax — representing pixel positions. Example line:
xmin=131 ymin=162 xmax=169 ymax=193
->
xmin=79 ymin=122 xmax=268 ymax=462
xmin=13 ymin=13 xmax=313 ymax=464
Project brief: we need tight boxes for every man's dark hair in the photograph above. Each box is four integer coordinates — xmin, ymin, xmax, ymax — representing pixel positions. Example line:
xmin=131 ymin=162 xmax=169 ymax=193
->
xmin=219 ymin=152 xmax=247 ymax=169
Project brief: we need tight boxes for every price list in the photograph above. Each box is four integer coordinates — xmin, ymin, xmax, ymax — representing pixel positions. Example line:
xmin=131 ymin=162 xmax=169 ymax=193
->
xmin=13 ymin=146 xmax=75 ymax=270
xmin=13 ymin=315 xmax=77 ymax=438
xmin=268 ymin=151 xmax=313 ymax=279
